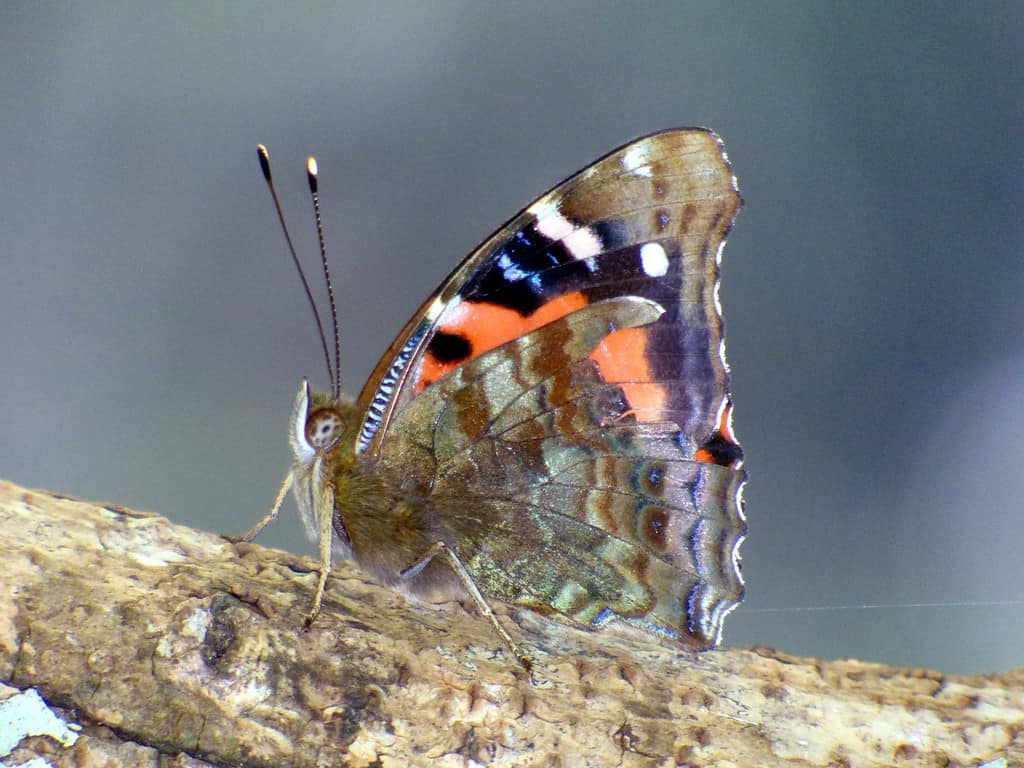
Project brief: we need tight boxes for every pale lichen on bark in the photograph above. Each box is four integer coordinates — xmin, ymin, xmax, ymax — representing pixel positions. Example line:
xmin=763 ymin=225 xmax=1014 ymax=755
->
xmin=0 ymin=479 xmax=1020 ymax=767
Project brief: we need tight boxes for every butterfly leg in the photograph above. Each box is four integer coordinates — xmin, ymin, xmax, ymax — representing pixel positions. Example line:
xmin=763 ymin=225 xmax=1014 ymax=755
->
xmin=232 ymin=470 xmax=293 ymax=542
xmin=402 ymin=541 xmax=532 ymax=672
xmin=303 ymin=478 xmax=335 ymax=628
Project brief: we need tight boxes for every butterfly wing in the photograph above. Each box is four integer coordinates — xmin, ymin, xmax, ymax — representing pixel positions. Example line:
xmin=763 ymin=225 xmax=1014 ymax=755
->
xmin=362 ymin=129 xmax=746 ymax=648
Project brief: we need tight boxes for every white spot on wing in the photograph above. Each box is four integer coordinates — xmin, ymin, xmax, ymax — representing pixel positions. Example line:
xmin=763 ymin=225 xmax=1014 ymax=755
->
xmin=640 ymin=242 xmax=669 ymax=277
xmin=564 ymin=226 xmax=602 ymax=261
xmin=531 ymin=196 xmax=603 ymax=262
xmin=534 ymin=209 xmax=573 ymax=242
xmin=622 ymin=143 xmax=652 ymax=177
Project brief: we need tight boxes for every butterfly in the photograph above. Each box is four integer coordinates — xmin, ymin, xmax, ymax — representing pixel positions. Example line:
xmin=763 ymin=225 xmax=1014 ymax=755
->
xmin=240 ymin=128 xmax=747 ymax=670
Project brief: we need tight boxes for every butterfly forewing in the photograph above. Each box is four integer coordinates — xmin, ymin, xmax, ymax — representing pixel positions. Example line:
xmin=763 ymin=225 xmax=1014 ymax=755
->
xmin=356 ymin=129 xmax=742 ymax=464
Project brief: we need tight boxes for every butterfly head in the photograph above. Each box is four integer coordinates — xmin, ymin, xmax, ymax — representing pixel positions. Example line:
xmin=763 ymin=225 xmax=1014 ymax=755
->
xmin=289 ymin=379 xmax=359 ymax=466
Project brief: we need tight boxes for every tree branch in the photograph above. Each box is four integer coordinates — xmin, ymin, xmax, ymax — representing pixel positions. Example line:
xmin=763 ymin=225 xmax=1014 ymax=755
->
xmin=0 ymin=479 xmax=1020 ymax=767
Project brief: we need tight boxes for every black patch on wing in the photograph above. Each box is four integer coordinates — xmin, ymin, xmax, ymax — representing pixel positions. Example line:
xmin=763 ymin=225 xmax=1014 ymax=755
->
xmin=428 ymin=331 xmax=472 ymax=363
xmin=461 ymin=224 xmax=594 ymax=315
xmin=463 ymin=217 xmax=671 ymax=317
xmin=699 ymin=432 xmax=744 ymax=467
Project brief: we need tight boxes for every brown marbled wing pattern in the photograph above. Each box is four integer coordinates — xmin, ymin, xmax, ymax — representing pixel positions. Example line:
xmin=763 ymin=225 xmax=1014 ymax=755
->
xmin=375 ymin=296 xmax=746 ymax=648
xmin=354 ymin=129 xmax=742 ymax=463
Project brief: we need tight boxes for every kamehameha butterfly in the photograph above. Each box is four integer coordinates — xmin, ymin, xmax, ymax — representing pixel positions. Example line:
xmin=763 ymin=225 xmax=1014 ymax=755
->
xmin=239 ymin=129 xmax=746 ymax=670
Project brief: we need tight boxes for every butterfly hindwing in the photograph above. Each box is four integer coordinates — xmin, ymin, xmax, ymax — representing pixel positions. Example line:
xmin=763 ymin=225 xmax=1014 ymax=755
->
xmin=360 ymin=128 xmax=746 ymax=648
xmin=376 ymin=296 xmax=745 ymax=645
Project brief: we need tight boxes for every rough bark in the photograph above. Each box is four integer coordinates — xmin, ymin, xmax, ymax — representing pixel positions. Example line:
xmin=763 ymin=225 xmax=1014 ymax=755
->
xmin=0 ymin=479 xmax=1020 ymax=768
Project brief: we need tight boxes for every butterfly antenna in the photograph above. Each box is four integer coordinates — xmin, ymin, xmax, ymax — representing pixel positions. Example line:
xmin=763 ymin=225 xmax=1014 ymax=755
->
xmin=306 ymin=156 xmax=341 ymax=401
xmin=256 ymin=145 xmax=336 ymax=395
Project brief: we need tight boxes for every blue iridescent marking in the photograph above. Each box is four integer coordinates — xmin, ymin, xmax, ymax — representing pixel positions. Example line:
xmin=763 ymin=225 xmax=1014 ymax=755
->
xmin=496 ymin=250 xmax=528 ymax=282
xmin=646 ymin=464 xmax=663 ymax=489
xmin=629 ymin=617 xmax=680 ymax=641
xmin=685 ymin=581 xmax=703 ymax=635
xmin=689 ymin=517 xmax=708 ymax=578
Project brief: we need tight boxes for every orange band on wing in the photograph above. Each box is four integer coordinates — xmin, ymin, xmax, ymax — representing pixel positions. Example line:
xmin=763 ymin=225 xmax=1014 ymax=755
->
xmin=417 ymin=293 xmax=667 ymax=424
xmin=590 ymin=327 xmax=665 ymax=422
xmin=416 ymin=292 xmax=589 ymax=390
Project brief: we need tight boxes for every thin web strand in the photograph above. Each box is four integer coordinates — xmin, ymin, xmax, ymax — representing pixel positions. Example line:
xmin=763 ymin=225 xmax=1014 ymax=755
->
xmin=742 ymin=599 xmax=1024 ymax=614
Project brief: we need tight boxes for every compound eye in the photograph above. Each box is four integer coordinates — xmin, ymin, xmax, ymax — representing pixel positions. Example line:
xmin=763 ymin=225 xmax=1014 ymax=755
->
xmin=305 ymin=408 xmax=343 ymax=451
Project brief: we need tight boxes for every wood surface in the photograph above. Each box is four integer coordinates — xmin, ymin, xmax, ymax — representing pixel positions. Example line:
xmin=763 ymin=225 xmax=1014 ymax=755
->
xmin=0 ymin=479 xmax=1019 ymax=767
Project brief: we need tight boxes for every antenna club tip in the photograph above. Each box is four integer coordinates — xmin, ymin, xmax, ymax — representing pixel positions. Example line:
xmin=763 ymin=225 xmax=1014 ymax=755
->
xmin=306 ymin=157 xmax=319 ymax=193
xmin=257 ymin=144 xmax=272 ymax=180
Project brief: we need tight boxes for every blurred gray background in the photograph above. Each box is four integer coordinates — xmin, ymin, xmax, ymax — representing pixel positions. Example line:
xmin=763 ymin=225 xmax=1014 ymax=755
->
xmin=2 ymin=2 xmax=1021 ymax=675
